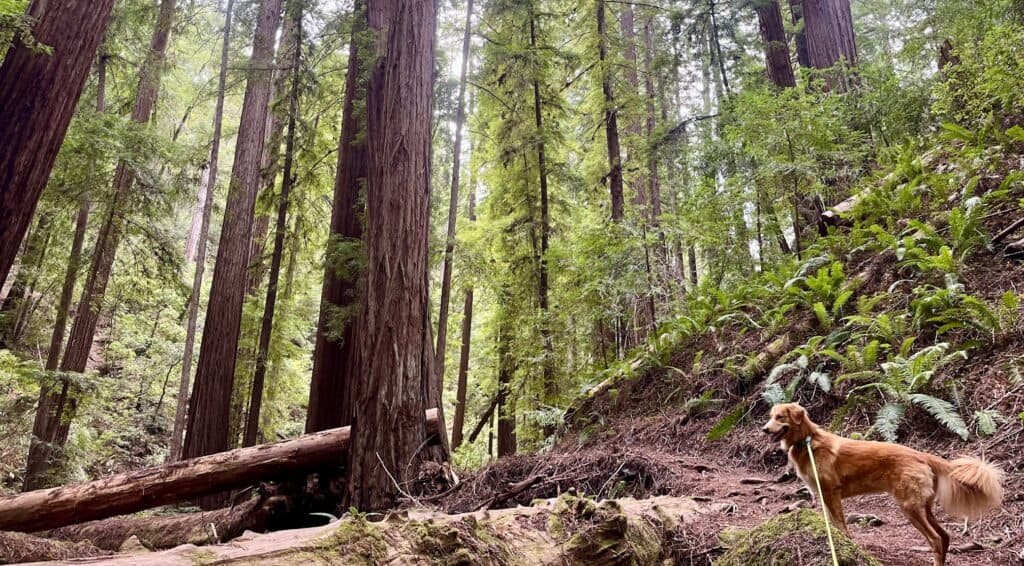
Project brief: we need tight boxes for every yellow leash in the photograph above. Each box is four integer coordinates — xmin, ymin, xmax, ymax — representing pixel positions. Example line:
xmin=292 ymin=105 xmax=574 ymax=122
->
xmin=805 ymin=435 xmax=840 ymax=566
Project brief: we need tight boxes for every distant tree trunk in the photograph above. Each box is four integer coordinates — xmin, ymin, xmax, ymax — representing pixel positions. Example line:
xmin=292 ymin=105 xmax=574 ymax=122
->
xmin=243 ymin=1 xmax=302 ymax=448
xmin=801 ymin=0 xmax=857 ymax=89
xmin=529 ymin=6 xmax=556 ymax=403
xmin=789 ymin=0 xmax=811 ymax=68
xmin=306 ymin=0 xmax=369 ymax=435
xmin=496 ymin=305 xmax=516 ymax=457
xmin=688 ymin=246 xmax=698 ymax=286
xmin=169 ymin=0 xmax=236 ymax=464
xmin=183 ymin=0 xmax=283 ymax=506
xmin=434 ymin=0 xmax=475 ymax=384
xmin=183 ymin=167 xmax=210 ymax=264
xmin=246 ymin=11 xmax=300 ymax=295
xmin=345 ymin=0 xmax=445 ymax=512
xmin=707 ymin=0 xmax=732 ymax=96
xmin=24 ymin=0 xmax=176 ymax=491
xmin=43 ymin=47 xmax=106 ymax=370
xmin=450 ymin=145 xmax=478 ymax=451
xmin=756 ymin=0 xmax=796 ymax=88
xmin=0 ymin=213 xmax=50 ymax=347
xmin=0 ymin=0 xmax=116 ymax=287
xmin=598 ymin=0 xmax=624 ymax=223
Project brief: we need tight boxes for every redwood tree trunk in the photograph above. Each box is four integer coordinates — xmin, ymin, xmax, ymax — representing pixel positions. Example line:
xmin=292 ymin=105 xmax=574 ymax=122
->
xmin=169 ymin=0 xmax=237 ymax=463
xmin=246 ymin=11 xmax=300 ymax=295
xmin=345 ymin=0 xmax=445 ymax=511
xmin=24 ymin=0 xmax=177 ymax=491
xmin=450 ymin=147 xmax=478 ymax=451
xmin=756 ymin=0 xmax=796 ymax=88
xmin=789 ymin=0 xmax=812 ymax=68
xmin=434 ymin=0 xmax=475 ymax=383
xmin=801 ymin=0 xmax=857 ymax=87
xmin=529 ymin=6 xmax=556 ymax=403
xmin=244 ymin=2 xmax=302 ymax=448
xmin=183 ymin=0 xmax=283 ymax=500
xmin=306 ymin=0 xmax=369 ymax=434
xmin=0 ymin=0 xmax=116 ymax=286
xmin=598 ymin=0 xmax=625 ymax=223
xmin=496 ymin=306 xmax=516 ymax=457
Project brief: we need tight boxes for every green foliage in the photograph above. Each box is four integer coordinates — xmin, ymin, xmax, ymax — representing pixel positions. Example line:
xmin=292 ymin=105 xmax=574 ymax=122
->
xmin=934 ymin=25 xmax=1024 ymax=129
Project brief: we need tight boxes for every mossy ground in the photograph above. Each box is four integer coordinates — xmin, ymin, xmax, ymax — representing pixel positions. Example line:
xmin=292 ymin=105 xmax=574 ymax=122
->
xmin=716 ymin=509 xmax=882 ymax=566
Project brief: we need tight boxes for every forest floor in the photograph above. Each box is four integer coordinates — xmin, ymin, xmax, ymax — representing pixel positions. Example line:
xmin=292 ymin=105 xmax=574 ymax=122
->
xmin=436 ymin=408 xmax=1024 ymax=565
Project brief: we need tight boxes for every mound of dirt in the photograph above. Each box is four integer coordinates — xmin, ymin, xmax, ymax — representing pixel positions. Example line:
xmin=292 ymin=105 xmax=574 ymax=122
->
xmin=717 ymin=509 xmax=882 ymax=566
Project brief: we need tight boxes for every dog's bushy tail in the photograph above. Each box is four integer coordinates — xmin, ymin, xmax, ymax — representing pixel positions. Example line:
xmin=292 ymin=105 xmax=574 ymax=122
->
xmin=934 ymin=457 xmax=1004 ymax=519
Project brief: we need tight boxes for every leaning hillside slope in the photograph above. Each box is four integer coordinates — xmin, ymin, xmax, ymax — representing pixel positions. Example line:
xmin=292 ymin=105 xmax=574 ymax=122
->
xmin=441 ymin=135 xmax=1024 ymax=564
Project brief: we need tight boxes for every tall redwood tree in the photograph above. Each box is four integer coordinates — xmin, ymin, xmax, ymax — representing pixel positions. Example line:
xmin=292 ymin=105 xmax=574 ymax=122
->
xmin=0 ymin=0 xmax=116 ymax=286
xmin=306 ymin=0 xmax=368 ymax=434
xmin=183 ymin=0 xmax=283 ymax=476
xmin=345 ymin=0 xmax=446 ymax=511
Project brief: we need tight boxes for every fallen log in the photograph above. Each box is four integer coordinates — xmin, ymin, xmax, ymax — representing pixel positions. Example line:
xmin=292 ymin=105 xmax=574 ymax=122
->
xmin=0 ymin=409 xmax=440 ymax=533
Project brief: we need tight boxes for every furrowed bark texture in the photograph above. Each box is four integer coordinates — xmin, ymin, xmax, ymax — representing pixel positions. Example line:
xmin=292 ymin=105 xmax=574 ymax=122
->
xmin=170 ymin=0 xmax=237 ymax=463
xmin=756 ymin=0 xmax=797 ymax=88
xmin=306 ymin=0 xmax=368 ymax=434
xmin=346 ymin=0 xmax=444 ymax=512
xmin=183 ymin=0 xmax=283 ymax=488
xmin=0 ymin=0 xmax=116 ymax=286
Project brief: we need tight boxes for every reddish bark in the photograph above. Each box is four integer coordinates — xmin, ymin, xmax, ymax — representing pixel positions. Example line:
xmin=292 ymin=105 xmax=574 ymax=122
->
xmin=306 ymin=0 xmax=369 ymax=434
xmin=450 ymin=150 xmax=478 ymax=451
xmin=25 ymin=0 xmax=177 ymax=491
xmin=345 ymin=0 xmax=445 ymax=511
xmin=244 ymin=2 xmax=303 ymax=448
xmin=0 ymin=0 xmax=116 ymax=286
xmin=801 ymin=0 xmax=857 ymax=86
xmin=183 ymin=0 xmax=284 ymax=502
xmin=170 ymin=0 xmax=237 ymax=463
xmin=756 ymin=0 xmax=797 ymax=88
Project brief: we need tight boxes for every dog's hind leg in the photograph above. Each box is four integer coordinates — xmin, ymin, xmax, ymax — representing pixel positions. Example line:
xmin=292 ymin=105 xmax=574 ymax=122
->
xmin=900 ymin=502 xmax=946 ymax=566
xmin=925 ymin=500 xmax=950 ymax=563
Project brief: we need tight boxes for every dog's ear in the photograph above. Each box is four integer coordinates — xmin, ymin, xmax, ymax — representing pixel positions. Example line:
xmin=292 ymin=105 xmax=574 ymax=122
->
xmin=789 ymin=404 xmax=805 ymax=425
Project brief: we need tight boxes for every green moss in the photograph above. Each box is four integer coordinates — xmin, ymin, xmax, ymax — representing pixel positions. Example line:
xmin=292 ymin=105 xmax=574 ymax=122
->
xmin=550 ymin=494 xmax=663 ymax=566
xmin=403 ymin=516 xmax=512 ymax=565
xmin=316 ymin=516 xmax=388 ymax=565
xmin=715 ymin=510 xmax=882 ymax=566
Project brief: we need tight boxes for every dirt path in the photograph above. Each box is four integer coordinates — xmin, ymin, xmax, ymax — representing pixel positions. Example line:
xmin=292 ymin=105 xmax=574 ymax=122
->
xmin=441 ymin=415 xmax=1024 ymax=565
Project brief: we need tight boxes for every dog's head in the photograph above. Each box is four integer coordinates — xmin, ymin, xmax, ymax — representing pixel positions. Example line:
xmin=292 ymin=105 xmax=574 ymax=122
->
xmin=762 ymin=403 xmax=812 ymax=448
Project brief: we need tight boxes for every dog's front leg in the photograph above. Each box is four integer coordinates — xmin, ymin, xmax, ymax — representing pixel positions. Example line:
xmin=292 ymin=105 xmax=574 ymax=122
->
xmin=822 ymin=489 xmax=849 ymax=536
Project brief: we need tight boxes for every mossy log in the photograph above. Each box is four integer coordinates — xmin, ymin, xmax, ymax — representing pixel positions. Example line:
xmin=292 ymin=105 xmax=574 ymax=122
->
xmin=0 ymin=409 xmax=440 ymax=533
xmin=717 ymin=509 xmax=882 ymax=566
xmin=51 ymin=495 xmax=704 ymax=565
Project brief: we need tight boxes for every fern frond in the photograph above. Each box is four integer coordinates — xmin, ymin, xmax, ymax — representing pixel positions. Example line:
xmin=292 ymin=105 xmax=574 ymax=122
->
xmin=874 ymin=403 xmax=906 ymax=442
xmin=908 ymin=393 xmax=969 ymax=440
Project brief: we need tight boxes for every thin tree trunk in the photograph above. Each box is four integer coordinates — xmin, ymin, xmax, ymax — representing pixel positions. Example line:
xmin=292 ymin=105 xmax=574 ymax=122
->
xmin=345 ymin=0 xmax=445 ymax=512
xmin=183 ymin=0 xmax=283 ymax=506
xmin=789 ymin=0 xmax=812 ymax=68
xmin=496 ymin=305 xmax=515 ymax=457
xmin=707 ymin=0 xmax=732 ymax=96
xmin=450 ymin=143 xmax=478 ymax=451
xmin=598 ymin=0 xmax=624 ymax=223
xmin=183 ymin=167 xmax=210 ymax=264
xmin=434 ymin=0 xmax=475 ymax=383
xmin=1 ymin=213 xmax=50 ymax=347
xmin=756 ymin=0 xmax=796 ymax=88
xmin=169 ymin=0 xmax=236 ymax=464
xmin=529 ymin=6 xmax=556 ymax=403
xmin=306 ymin=0 xmax=369 ymax=434
xmin=40 ymin=51 xmax=104 ymax=365
xmin=24 ymin=0 xmax=177 ymax=491
xmin=0 ymin=0 xmax=117 ymax=286
xmin=243 ymin=2 xmax=302 ymax=448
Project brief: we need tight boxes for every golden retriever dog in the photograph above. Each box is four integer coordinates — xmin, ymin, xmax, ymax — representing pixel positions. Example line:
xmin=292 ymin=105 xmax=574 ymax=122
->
xmin=763 ymin=402 xmax=1003 ymax=566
